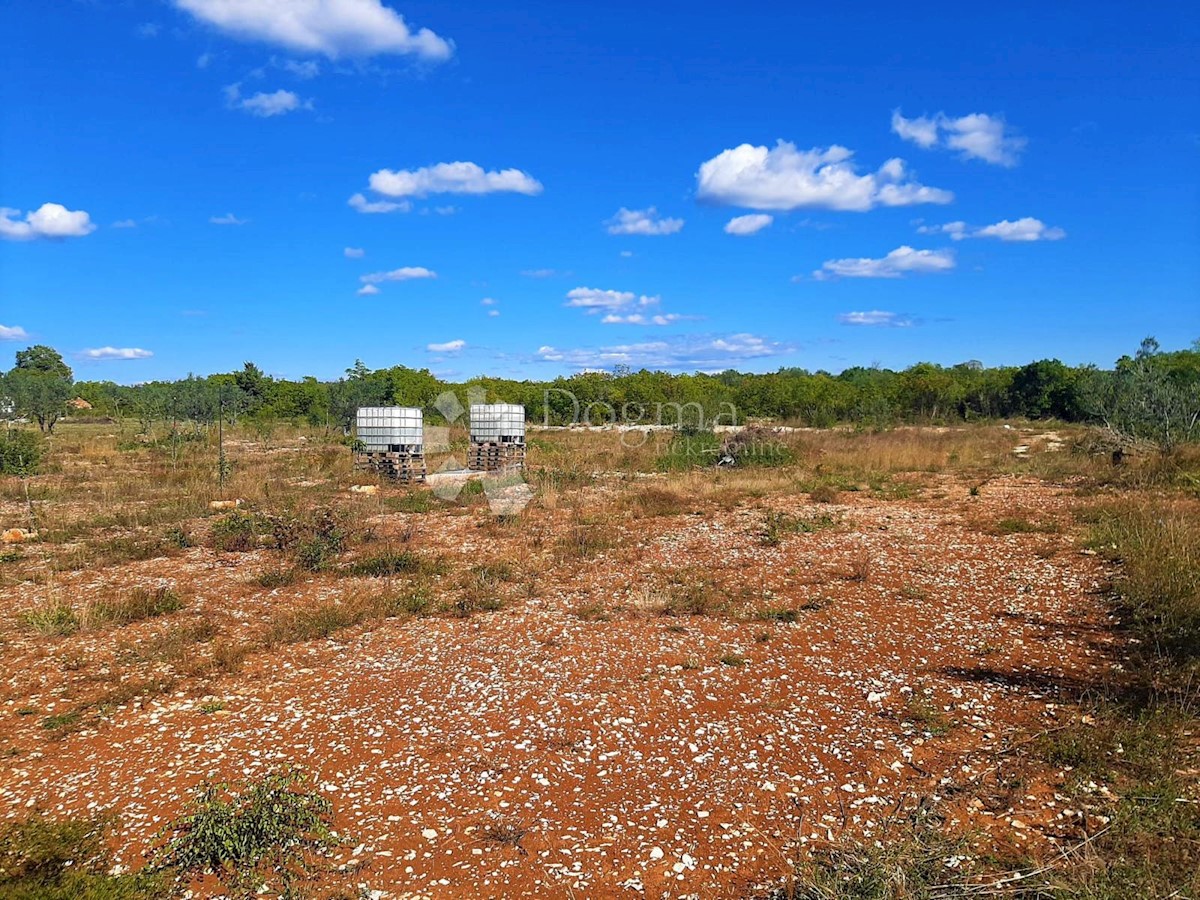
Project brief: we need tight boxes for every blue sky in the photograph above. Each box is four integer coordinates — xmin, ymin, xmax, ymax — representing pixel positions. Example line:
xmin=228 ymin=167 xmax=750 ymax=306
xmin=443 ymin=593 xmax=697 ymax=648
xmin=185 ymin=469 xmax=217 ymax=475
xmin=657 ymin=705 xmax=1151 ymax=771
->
xmin=1 ymin=0 xmax=1197 ymax=383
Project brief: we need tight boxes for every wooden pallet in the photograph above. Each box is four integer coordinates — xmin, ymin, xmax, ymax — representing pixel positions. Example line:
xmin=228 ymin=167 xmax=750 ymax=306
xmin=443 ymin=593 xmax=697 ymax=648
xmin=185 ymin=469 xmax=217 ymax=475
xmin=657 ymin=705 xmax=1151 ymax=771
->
xmin=353 ymin=451 xmax=427 ymax=484
xmin=467 ymin=441 xmax=525 ymax=473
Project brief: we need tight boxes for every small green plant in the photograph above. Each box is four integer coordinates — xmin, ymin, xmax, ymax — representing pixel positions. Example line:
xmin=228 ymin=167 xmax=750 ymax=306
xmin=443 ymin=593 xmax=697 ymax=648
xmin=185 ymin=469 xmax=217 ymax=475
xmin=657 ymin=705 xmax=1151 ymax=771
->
xmin=719 ymin=653 xmax=748 ymax=667
xmin=40 ymin=710 xmax=82 ymax=731
xmin=153 ymin=769 xmax=341 ymax=897
xmin=209 ymin=511 xmax=268 ymax=553
xmin=808 ymin=483 xmax=840 ymax=504
xmin=376 ymin=589 xmax=432 ymax=618
xmin=756 ymin=607 xmax=800 ymax=623
xmin=286 ymin=508 xmax=349 ymax=572
xmin=904 ymin=689 xmax=950 ymax=736
xmin=991 ymin=516 xmax=1061 ymax=535
xmin=18 ymin=600 xmax=79 ymax=636
xmin=344 ymin=548 xmax=427 ymax=578
xmin=198 ymin=700 xmax=226 ymax=714
xmin=253 ymin=567 xmax=298 ymax=588
xmin=761 ymin=510 xmax=838 ymax=545
xmin=572 ymin=601 xmax=611 ymax=621
xmin=269 ymin=601 xmax=364 ymax=643
xmin=163 ymin=525 xmax=191 ymax=549
xmin=662 ymin=575 xmax=725 ymax=616
xmin=86 ymin=587 xmax=183 ymax=628
xmin=387 ymin=491 xmax=434 ymax=514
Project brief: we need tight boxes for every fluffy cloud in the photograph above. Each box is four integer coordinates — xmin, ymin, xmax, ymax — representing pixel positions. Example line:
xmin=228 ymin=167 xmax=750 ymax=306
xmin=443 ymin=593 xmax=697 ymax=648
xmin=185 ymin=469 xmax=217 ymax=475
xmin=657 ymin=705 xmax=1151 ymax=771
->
xmin=605 ymin=207 xmax=684 ymax=236
xmin=347 ymin=193 xmax=410 ymax=214
xmin=565 ymin=287 xmax=659 ymax=313
xmin=892 ymin=110 xmax=1026 ymax=166
xmin=81 ymin=347 xmax=154 ymax=360
xmin=209 ymin=212 xmax=247 ymax=225
xmin=724 ymin=213 xmax=773 ymax=236
xmin=366 ymin=162 xmax=542 ymax=199
xmin=173 ymin=0 xmax=453 ymax=61
xmin=224 ymin=83 xmax=309 ymax=117
xmin=1 ymin=325 xmax=29 ymax=341
xmin=344 ymin=246 xmax=365 ymax=258
xmin=356 ymin=284 xmax=380 ymax=296
xmin=536 ymin=333 xmax=789 ymax=371
xmin=837 ymin=311 xmax=915 ymax=328
xmin=427 ymin=339 xmax=465 ymax=353
xmin=359 ymin=266 xmax=436 ymax=284
xmin=0 ymin=203 xmax=96 ymax=241
xmin=813 ymin=246 xmax=955 ymax=280
xmin=920 ymin=217 xmax=1065 ymax=242
xmin=696 ymin=142 xmax=951 ymax=212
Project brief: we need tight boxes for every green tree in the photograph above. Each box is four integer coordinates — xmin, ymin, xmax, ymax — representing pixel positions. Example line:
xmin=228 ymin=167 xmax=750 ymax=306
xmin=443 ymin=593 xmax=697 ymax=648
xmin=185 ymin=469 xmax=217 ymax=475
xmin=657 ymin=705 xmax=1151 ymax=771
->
xmin=3 ymin=369 xmax=73 ymax=433
xmin=5 ymin=345 xmax=74 ymax=433
xmin=15 ymin=344 xmax=73 ymax=379
xmin=1082 ymin=338 xmax=1200 ymax=451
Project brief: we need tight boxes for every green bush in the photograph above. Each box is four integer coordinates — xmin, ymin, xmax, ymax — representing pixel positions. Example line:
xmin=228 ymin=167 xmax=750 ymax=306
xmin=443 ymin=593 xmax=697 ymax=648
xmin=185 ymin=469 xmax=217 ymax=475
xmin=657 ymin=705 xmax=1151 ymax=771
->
xmin=0 ymin=430 xmax=42 ymax=477
xmin=209 ymin=512 xmax=270 ymax=553
xmin=153 ymin=769 xmax=340 ymax=897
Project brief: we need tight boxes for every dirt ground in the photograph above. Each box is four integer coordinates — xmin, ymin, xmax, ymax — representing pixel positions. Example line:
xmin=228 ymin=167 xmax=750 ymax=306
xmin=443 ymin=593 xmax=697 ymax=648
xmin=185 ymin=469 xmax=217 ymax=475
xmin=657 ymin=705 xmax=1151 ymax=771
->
xmin=0 ymin=428 xmax=1122 ymax=898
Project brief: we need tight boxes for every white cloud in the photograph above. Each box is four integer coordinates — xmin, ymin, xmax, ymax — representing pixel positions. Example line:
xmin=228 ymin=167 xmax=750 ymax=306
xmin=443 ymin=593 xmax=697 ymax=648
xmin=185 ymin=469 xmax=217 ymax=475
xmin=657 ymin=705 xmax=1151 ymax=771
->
xmin=367 ymin=162 xmax=542 ymax=198
xmin=209 ymin=212 xmax=247 ymax=225
xmin=224 ymin=83 xmax=308 ymax=117
xmin=427 ymin=339 xmax=465 ymax=353
xmin=724 ymin=213 xmax=773 ymax=236
xmin=605 ymin=207 xmax=684 ymax=236
xmin=112 ymin=219 xmax=138 ymax=229
xmin=565 ymin=287 xmax=659 ymax=313
xmin=359 ymin=266 xmax=436 ymax=284
xmin=480 ymin=297 xmax=496 ymax=305
xmin=837 ymin=311 xmax=915 ymax=328
xmin=696 ymin=141 xmax=952 ymax=211
xmin=918 ymin=217 xmax=1065 ymax=241
xmin=1 ymin=325 xmax=30 ymax=341
xmin=278 ymin=58 xmax=320 ymax=78
xmin=347 ymin=192 xmax=410 ymax=214
xmin=356 ymin=284 xmax=380 ymax=296
xmin=0 ymin=203 xmax=97 ymax=241
xmin=81 ymin=347 xmax=154 ymax=360
xmin=813 ymin=245 xmax=955 ymax=280
xmin=173 ymin=0 xmax=453 ymax=61
xmin=536 ymin=333 xmax=789 ymax=371
xmin=344 ymin=246 xmax=365 ymax=258
xmin=487 ymin=309 xmax=500 ymax=317
xmin=892 ymin=110 xmax=1026 ymax=166
xmin=197 ymin=52 xmax=213 ymax=68
xmin=601 ymin=313 xmax=691 ymax=326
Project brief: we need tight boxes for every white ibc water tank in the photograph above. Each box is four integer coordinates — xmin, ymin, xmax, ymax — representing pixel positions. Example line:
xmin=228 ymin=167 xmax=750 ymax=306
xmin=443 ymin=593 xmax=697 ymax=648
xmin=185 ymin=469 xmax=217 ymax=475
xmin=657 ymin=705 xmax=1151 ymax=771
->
xmin=356 ymin=406 xmax=423 ymax=451
xmin=470 ymin=403 xmax=526 ymax=443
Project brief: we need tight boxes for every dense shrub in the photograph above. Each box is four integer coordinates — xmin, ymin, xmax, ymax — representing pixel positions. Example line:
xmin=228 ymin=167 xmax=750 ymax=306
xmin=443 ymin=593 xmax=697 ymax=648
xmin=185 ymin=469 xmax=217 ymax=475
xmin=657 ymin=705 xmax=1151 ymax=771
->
xmin=0 ymin=430 xmax=42 ymax=476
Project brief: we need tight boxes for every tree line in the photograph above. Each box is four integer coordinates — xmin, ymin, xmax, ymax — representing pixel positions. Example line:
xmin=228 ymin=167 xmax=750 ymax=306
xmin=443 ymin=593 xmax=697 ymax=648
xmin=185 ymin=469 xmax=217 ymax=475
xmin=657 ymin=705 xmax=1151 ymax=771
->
xmin=3 ymin=339 xmax=1198 ymax=450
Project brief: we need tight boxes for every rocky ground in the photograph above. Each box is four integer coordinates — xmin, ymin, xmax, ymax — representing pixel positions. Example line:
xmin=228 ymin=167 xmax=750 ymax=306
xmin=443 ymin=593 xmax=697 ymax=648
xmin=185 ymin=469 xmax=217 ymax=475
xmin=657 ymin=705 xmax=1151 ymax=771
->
xmin=0 ymin=461 xmax=1119 ymax=898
